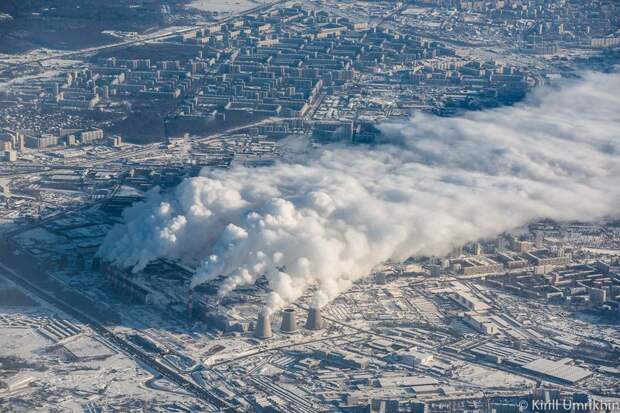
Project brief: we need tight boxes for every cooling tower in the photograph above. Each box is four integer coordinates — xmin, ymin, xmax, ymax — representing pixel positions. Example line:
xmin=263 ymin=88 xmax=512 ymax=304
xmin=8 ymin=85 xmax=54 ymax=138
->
xmin=253 ymin=312 xmax=273 ymax=339
xmin=305 ymin=307 xmax=324 ymax=330
xmin=280 ymin=308 xmax=298 ymax=333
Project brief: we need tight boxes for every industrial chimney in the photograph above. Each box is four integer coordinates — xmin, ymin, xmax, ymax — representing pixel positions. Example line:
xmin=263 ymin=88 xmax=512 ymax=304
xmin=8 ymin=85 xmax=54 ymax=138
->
xmin=280 ymin=308 xmax=298 ymax=333
xmin=187 ymin=288 xmax=194 ymax=319
xmin=253 ymin=311 xmax=273 ymax=339
xmin=305 ymin=307 xmax=324 ymax=330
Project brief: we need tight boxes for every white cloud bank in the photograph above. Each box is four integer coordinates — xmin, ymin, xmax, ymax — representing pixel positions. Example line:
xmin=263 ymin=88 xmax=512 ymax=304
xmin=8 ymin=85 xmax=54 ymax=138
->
xmin=97 ymin=71 xmax=620 ymax=311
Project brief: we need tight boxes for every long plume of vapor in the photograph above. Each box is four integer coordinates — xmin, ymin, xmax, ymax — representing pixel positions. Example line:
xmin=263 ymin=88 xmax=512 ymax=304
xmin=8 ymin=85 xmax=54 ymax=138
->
xmin=97 ymin=71 xmax=620 ymax=310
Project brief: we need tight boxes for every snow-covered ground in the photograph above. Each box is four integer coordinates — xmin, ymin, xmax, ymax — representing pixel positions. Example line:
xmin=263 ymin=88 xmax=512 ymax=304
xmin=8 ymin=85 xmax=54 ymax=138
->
xmin=0 ymin=278 xmax=205 ymax=411
xmin=452 ymin=363 xmax=535 ymax=388
xmin=186 ymin=0 xmax=262 ymax=13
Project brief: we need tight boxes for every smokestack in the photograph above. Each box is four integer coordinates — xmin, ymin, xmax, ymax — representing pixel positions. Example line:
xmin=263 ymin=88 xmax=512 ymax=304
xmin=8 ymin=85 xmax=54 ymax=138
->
xmin=280 ymin=308 xmax=298 ymax=333
xmin=204 ymin=295 xmax=210 ymax=319
xmin=253 ymin=311 xmax=273 ymax=339
xmin=305 ymin=307 xmax=324 ymax=330
xmin=188 ymin=288 xmax=193 ymax=318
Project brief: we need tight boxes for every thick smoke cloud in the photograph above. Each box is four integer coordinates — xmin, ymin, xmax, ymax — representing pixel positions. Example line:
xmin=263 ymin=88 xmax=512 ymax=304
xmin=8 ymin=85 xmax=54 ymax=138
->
xmin=97 ymin=71 xmax=620 ymax=311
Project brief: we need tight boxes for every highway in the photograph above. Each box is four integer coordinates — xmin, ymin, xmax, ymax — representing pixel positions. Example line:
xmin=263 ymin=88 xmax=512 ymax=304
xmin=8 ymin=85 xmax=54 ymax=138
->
xmin=4 ymin=0 xmax=290 ymax=71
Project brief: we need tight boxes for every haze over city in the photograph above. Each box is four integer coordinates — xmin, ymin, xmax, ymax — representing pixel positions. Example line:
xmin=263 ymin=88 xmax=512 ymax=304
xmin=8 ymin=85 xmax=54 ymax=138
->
xmin=0 ymin=0 xmax=619 ymax=412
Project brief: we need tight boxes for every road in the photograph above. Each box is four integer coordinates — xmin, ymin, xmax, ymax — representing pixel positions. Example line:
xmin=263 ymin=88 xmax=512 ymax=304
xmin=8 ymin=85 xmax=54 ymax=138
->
xmin=4 ymin=0 xmax=290 ymax=71
xmin=0 ymin=114 xmax=285 ymax=236
xmin=0 ymin=258 xmax=238 ymax=411
xmin=209 ymin=332 xmax=359 ymax=368
xmin=286 ymin=303 xmax=584 ymax=392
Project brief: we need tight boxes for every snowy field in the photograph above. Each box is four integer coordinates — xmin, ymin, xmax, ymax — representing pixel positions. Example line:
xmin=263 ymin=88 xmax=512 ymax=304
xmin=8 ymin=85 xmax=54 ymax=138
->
xmin=0 ymin=278 xmax=202 ymax=411
xmin=187 ymin=0 xmax=262 ymax=13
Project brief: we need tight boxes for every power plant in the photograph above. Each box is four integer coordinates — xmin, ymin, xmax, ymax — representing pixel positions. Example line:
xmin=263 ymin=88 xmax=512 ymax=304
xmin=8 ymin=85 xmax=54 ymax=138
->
xmin=280 ymin=308 xmax=298 ymax=333
xmin=305 ymin=307 xmax=324 ymax=330
xmin=253 ymin=311 xmax=273 ymax=339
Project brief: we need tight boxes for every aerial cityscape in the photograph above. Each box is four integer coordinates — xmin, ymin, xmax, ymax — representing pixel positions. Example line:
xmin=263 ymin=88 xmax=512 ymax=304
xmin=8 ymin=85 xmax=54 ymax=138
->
xmin=0 ymin=0 xmax=619 ymax=412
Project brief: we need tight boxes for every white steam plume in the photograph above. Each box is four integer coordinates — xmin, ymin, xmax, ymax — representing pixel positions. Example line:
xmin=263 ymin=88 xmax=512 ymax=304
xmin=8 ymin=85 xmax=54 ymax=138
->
xmin=97 ymin=71 xmax=620 ymax=311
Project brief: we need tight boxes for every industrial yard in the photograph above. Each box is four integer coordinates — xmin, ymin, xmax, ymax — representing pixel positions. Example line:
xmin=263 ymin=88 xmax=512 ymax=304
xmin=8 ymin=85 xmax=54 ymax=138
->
xmin=1 ymin=0 xmax=619 ymax=411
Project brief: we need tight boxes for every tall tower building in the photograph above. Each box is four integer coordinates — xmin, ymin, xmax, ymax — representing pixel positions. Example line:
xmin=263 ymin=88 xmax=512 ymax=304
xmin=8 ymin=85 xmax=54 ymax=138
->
xmin=535 ymin=231 xmax=544 ymax=249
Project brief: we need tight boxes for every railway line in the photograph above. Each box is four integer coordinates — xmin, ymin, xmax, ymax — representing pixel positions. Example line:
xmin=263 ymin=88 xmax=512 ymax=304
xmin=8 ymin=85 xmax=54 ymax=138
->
xmin=0 ymin=260 xmax=238 ymax=411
